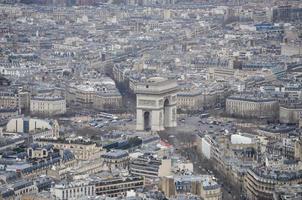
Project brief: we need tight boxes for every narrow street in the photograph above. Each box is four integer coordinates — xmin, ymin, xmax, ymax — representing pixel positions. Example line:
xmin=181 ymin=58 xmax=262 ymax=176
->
xmin=180 ymin=147 xmax=242 ymax=200
xmin=159 ymin=126 xmax=242 ymax=200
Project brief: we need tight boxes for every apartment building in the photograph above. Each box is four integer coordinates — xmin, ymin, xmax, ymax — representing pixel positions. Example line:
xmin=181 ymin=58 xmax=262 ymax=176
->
xmin=5 ymin=117 xmax=60 ymax=139
xmin=35 ymin=138 xmax=103 ymax=160
xmin=95 ymin=176 xmax=144 ymax=197
xmin=101 ymin=150 xmax=129 ymax=170
xmin=51 ymin=180 xmax=95 ymax=200
xmin=226 ymin=94 xmax=279 ymax=120
xmin=129 ymin=154 xmax=171 ymax=179
xmin=30 ymin=95 xmax=66 ymax=116
xmin=160 ymin=175 xmax=222 ymax=200
xmin=244 ymin=167 xmax=302 ymax=200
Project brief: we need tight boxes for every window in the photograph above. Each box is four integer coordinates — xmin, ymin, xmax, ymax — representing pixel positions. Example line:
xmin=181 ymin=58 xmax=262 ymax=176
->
xmin=28 ymin=149 xmax=32 ymax=157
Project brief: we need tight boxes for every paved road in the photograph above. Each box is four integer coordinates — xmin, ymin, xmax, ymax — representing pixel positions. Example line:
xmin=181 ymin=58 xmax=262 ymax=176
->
xmin=159 ymin=115 xmax=243 ymax=200
xmin=181 ymin=147 xmax=242 ymax=200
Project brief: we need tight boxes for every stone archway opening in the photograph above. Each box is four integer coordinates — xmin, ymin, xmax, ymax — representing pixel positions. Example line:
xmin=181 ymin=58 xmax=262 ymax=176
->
xmin=164 ymin=99 xmax=170 ymax=128
xmin=144 ymin=111 xmax=151 ymax=131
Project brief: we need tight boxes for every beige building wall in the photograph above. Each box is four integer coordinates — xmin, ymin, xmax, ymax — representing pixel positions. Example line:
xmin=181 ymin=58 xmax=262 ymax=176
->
xmin=177 ymin=94 xmax=202 ymax=110
xmin=244 ymin=168 xmax=302 ymax=200
xmin=208 ymin=67 xmax=236 ymax=80
xmin=30 ymin=98 xmax=66 ymax=115
xmin=77 ymin=90 xmax=94 ymax=104
xmin=158 ymin=159 xmax=172 ymax=177
xmin=93 ymin=95 xmax=122 ymax=110
xmin=279 ymin=106 xmax=302 ymax=124
xmin=6 ymin=118 xmax=59 ymax=138
xmin=18 ymin=90 xmax=30 ymax=110
xmin=226 ymin=98 xmax=279 ymax=119
xmin=160 ymin=176 xmax=222 ymax=200
xmin=0 ymin=92 xmax=19 ymax=109
xmin=36 ymin=140 xmax=103 ymax=160
xmin=159 ymin=177 xmax=176 ymax=198
xmin=67 ymin=85 xmax=122 ymax=110
xmin=6 ymin=117 xmax=24 ymax=133
xmin=295 ymin=139 xmax=302 ymax=161
xmin=200 ymin=186 xmax=222 ymax=200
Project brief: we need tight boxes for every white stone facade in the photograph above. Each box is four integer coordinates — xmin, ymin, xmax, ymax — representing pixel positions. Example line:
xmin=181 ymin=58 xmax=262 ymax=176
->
xmin=30 ymin=96 xmax=66 ymax=116
xmin=51 ymin=181 xmax=95 ymax=200
xmin=6 ymin=117 xmax=59 ymax=139
xmin=135 ymin=77 xmax=178 ymax=131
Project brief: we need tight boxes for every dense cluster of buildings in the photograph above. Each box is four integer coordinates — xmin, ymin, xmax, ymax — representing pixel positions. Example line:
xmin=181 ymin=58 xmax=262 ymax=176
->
xmin=66 ymin=78 xmax=122 ymax=110
xmin=198 ymin=127 xmax=302 ymax=200
xmin=0 ymin=0 xmax=301 ymax=199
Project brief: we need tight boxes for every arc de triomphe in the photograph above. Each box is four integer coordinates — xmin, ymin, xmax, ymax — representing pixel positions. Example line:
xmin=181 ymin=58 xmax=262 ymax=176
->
xmin=135 ymin=77 xmax=178 ymax=131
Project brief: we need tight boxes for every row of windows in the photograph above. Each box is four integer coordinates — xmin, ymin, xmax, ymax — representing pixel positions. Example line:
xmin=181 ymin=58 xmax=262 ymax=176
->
xmin=178 ymin=98 xmax=196 ymax=102
xmin=32 ymin=103 xmax=65 ymax=106
xmin=62 ymin=186 xmax=94 ymax=199
xmin=32 ymin=106 xmax=65 ymax=110
xmin=96 ymin=185 xmax=142 ymax=192
xmin=96 ymin=182 xmax=142 ymax=190
xmin=0 ymin=100 xmax=18 ymax=104
xmin=16 ymin=187 xmax=36 ymax=196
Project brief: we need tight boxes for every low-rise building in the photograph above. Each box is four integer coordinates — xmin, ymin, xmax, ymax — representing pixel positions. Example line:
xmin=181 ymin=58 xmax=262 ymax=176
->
xmin=51 ymin=180 xmax=95 ymax=200
xmin=199 ymin=132 xmax=259 ymax=187
xmin=0 ymin=90 xmax=19 ymax=110
xmin=244 ymin=166 xmax=302 ymax=200
xmin=294 ymin=139 xmax=302 ymax=161
xmin=160 ymin=175 xmax=222 ymax=200
xmin=208 ymin=67 xmax=236 ymax=80
xmin=35 ymin=138 xmax=103 ymax=160
xmin=273 ymin=184 xmax=302 ymax=200
xmin=67 ymin=84 xmax=95 ymax=105
xmin=68 ymin=159 xmax=103 ymax=177
xmin=0 ymin=62 xmax=38 ymax=77
xmin=5 ymin=117 xmax=60 ymax=139
xmin=27 ymin=143 xmax=54 ymax=159
xmin=279 ymin=104 xmax=302 ymax=124
xmin=67 ymin=79 xmax=122 ymax=110
xmin=1 ymin=147 xmax=75 ymax=179
xmin=258 ymin=125 xmax=296 ymax=140
xmin=0 ymin=108 xmax=18 ymax=119
xmin=0 ymin=176 xmax=53 ymax=200
xmin=0 ymin=136 xmax=26 ymax=152
xmin=30 ymin=95 xmax=66 ymax=116
xmin=226 ymin=94 xmax=279 ymax=120
xmin=94 ymin=176 xmax=144 ymax=197
xmin=18 ymin=89 xmax=30 ymax=112
xmin=129 ymin=154 xmax=171 ymax=180
xmin=13 ymin=180 xmax=38 ymax=199
xmin=177 ymin=88 xmax=203 ymax=111
xmin=93 ymin=90 xmax=122 ymax=110
xmin=101 ymin=150 xmax=129 ymax=170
